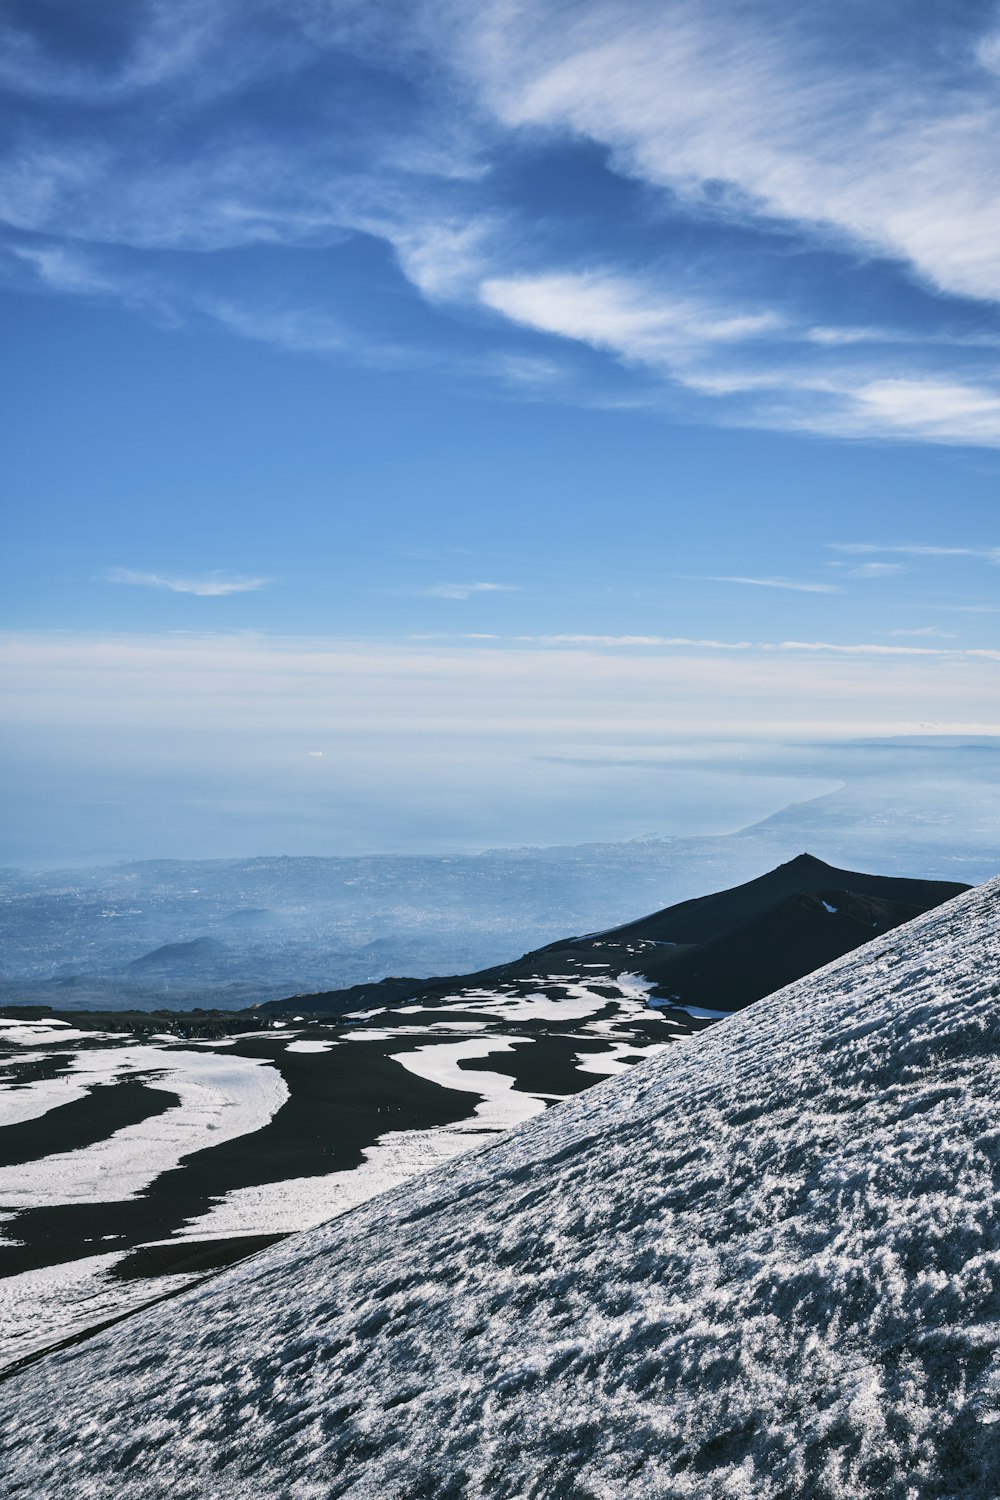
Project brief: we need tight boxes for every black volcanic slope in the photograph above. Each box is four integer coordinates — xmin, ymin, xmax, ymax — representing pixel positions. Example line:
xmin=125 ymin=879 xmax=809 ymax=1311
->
xmin=266 ymin=853 xmax=967 ymax=1016
xmin=585 ymin=850 xmax=960 ymax=944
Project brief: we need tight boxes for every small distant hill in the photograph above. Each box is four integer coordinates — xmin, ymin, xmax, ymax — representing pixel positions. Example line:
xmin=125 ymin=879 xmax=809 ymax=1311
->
xmin=129 ymin=937 xmax=227 ymax=972
xmin=265 ymin=853 xmax=968 ymax=1016
xmin=220 ymin=908 xmax=281 ymax=929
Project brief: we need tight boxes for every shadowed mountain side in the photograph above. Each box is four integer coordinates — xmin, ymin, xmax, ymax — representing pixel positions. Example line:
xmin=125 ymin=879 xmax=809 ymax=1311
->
xmin=586 ymin=851 xmax=966 ymax=946
xmin=264 ymin=854 xmax=969 ymax=1017
xmin=633 ymin=889 xmax=927 ymax=1011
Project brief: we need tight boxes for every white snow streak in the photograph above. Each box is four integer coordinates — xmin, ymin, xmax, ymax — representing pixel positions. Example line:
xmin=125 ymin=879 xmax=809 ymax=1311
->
xmin=0 ymin=1047 xmax=160 ymax=1129
xmin=391 ymin=1036 xmax=546 ymax=1128
xmin=573 ymin=1040 xmax=673 ymax=1076
xmin=0 ymin=1024 xmax=93 ymax=1046
xmin=158 ymin=1125 xmax=495 ymax=1243
xmin=163 ymin=1036 xmax=547 ymax=1244
xmin=0 ymin=1049 xmax=287 ymax=1207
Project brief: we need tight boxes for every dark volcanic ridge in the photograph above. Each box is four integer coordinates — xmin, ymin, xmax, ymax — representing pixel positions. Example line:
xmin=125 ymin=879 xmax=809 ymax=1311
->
xmin=264 ymin=852 xmax=968 ymax=1019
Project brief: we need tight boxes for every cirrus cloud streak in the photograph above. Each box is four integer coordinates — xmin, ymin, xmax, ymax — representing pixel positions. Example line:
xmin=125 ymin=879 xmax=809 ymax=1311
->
xmin=8 ymin=4 xmax=1000 ymax=445
xmin=104 ymin=567 xmax=271 ymax=597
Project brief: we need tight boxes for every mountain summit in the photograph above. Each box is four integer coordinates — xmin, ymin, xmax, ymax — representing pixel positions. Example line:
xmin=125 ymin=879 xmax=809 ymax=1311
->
xmin=2 ymin=877 xmax=997 ymax=1497
xmin=592 ymin=850 xmax=962 ymax=944
xmin=266 ymin=853 xmax=967 ymax=1016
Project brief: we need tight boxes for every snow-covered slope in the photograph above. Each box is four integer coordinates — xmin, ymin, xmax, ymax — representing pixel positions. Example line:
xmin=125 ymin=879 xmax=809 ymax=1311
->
xmin=2 ymin=879 xmax=999 ymax=1499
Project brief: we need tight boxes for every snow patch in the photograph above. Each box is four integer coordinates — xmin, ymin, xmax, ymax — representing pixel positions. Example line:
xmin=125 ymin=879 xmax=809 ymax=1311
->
xmin=391 ymin=1036 xmax=547 ymax=1129
xmin=573 ymin=1040 xmax=674 ymax=1076
xmin=0 ymin=1049 xmax=288 ymax=1207
xmin=0 ymin=1024 xmax=93 ymax=1046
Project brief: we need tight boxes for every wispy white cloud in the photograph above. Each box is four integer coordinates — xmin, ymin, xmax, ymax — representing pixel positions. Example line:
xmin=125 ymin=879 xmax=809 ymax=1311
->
xmin=420 ymin=581 xmax=521 ymax=600
xmin=476 ymin=271 xmax=1000 ymax=447
xmin=519 ymin=634 xmax=752 ymax=649
xmin=484 ymin=350 xmax=566 ymax=390
xmin=887 ymin=627 xmax=959 ymax=639
xmin=773 ymin=639 xmax=1000 ymax=657
xmin=806 ymin=325 xmax=1000 ymax=351
xmin=695 ymin=575 xmax=840 ymax=594
xmin=104 ymin=567 xmax=271 ymax=597
xmin=853 ymin=563 xmax=906 ymax=579
xmin=830 ymin=542 xmax=1000 ymax=563
xmin=820 ymin=378 xmax=1000 ymax=446
xmin=427 ymin=630 xmax=1000 ymax=661
xmin=772 ymin=640 xmax=969 ymax=658
xmin=208 ymin=302 xmax=352 ymax=358
xmin=828 ymin=561 xmax=906 ymax=580
xmin=393 ymin=218 xmax=498 ymax=301
xmin=668 ymin=367 xmax=1000 ymax=447
xmin=807 ymin=326 xmax=911 ymax=348
xmin=467 ymin=1 xmax=1000 ymax=304
xmin=480 ymin=272 xmax=780 ymax=359
xmin=9 ymin=3 xmax=1000 ymax=448
xmin=9 ymin=243 xmax=118 ymax=296
xmin=936 ymin=604 xmax=1000 ymax=614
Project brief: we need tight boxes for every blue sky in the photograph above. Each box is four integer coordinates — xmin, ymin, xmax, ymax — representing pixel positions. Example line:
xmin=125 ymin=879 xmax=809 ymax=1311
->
xmin=2 ymin=0 xmax=1000 ymax=861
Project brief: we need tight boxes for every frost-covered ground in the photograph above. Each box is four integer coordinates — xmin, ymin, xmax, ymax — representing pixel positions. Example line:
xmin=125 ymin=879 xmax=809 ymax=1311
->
xmin=2 ymin=879 xmax=998 ymax=1498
